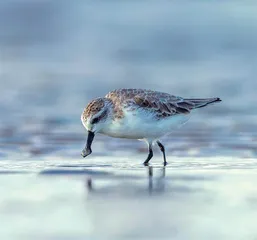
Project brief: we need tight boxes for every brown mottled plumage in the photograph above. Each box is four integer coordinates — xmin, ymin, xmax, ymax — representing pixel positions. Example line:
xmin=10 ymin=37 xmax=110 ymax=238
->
xmin=105 ymin=89 xmax=220 ymax=120
xmin=81 ymin=98 xmax=105 ymax=121
xmin=82 ymin=89 xmax=221 ymax=121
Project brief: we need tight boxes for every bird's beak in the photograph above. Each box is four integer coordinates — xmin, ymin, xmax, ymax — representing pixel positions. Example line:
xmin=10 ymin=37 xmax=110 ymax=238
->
xmin=81 ymin=131 xmax=95 ymax=158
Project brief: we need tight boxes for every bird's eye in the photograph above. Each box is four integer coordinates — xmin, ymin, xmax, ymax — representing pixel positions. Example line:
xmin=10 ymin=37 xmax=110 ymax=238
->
xmin=92 ymin=117 xmax=100 ymax=124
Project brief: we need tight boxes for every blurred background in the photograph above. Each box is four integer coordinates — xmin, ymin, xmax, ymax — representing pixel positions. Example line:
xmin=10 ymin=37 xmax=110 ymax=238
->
xmin=0 ymin=0 xmax=257 ymax=158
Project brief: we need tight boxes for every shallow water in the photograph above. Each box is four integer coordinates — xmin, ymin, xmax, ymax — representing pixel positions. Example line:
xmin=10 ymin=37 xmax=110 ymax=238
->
xmin=1 ymin=157 xmax=257 ymax=240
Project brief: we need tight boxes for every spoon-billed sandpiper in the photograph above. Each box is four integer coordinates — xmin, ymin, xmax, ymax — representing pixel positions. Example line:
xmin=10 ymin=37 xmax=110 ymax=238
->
xmin=81 ymin=88 xmax=221 ymax=165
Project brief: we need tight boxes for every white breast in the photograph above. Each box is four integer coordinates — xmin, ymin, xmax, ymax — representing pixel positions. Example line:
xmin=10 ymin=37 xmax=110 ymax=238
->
xmin=100 ymin=109 xmax=190 ymax=140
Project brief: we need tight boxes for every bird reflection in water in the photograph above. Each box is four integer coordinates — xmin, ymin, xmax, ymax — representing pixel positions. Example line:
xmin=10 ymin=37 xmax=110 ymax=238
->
xmin=148 ymin=166 xmax=166 ymax=195
xmin=85 ymin=166 xmax=166 ymax=196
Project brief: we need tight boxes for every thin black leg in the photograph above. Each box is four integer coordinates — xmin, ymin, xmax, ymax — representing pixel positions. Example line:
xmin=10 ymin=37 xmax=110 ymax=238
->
xmin=157 ymin=141 xmax=167 ymax=166
xmin=143 ymin=142 xmax=153 ymax=166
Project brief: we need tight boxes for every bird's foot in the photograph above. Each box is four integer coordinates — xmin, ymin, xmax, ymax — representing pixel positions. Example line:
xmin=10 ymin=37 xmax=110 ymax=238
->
xmin=143 ymin=161 xmax=149 ymax=166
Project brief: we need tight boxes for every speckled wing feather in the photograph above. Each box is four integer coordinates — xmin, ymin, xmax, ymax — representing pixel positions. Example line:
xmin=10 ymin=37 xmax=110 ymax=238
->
xmin=132 ymin=91 xmax=195 ymax=118
xmin=105 ymin=89 xmax=195 ymax=119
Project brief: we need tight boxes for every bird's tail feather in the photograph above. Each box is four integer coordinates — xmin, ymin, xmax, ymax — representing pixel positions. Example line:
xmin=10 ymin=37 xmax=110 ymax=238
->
xmin=184 ymin=97 xmax=221 ymax=109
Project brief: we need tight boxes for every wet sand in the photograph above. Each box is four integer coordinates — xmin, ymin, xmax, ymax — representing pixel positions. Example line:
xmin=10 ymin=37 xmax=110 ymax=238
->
xmin=0 ymin=157 xmax=257 ymax=240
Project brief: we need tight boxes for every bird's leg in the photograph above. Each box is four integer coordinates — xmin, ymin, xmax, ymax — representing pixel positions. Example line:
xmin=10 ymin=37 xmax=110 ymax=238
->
xmin=157 ymin=140 xmax=167 ymax=166
xmin=143 ymin=142 xmax=153 ymax=166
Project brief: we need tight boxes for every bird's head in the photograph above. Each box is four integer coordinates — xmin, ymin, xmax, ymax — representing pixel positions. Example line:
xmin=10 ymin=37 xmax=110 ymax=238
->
xmin=81 ymin=98 xmax=111 ymax=158
xmin=81 ymin=98 xmax=110 ymax=133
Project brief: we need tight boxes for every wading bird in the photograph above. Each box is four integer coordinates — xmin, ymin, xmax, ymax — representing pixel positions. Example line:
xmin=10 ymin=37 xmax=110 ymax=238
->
xmin=81 ymin=89 xmax=221 ymax=165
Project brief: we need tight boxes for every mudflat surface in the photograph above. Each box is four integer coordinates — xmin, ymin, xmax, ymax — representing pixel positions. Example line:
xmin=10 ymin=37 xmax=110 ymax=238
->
xmin=0 ymin=157 xmax=257 ymax=240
